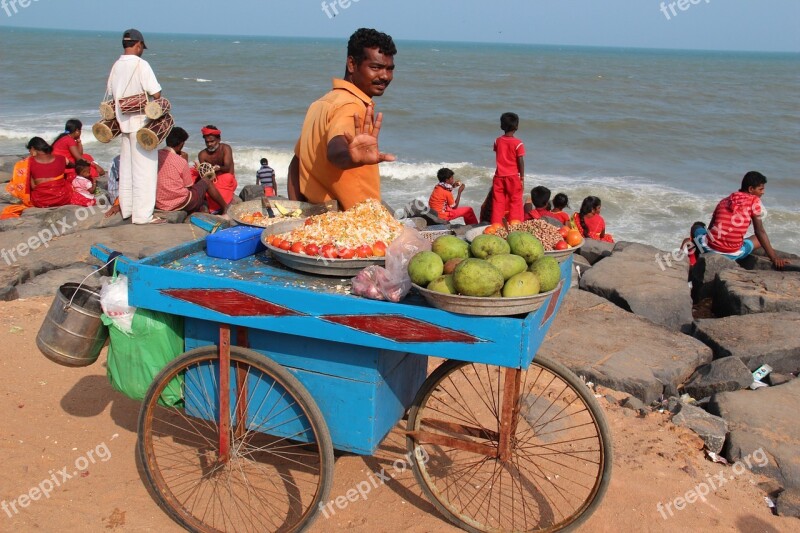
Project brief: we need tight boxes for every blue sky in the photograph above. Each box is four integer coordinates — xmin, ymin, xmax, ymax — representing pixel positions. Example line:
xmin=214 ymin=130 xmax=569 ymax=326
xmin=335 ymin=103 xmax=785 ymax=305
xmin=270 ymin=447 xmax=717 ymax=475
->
xmin=1 ymin=0 xmax=798 ymax=52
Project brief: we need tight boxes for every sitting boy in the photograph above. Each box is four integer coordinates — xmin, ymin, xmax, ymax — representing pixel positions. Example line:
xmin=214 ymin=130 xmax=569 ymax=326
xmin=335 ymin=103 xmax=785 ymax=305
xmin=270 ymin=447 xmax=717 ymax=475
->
xmin=428 ymin=168 xmax=478 ymax=224
xmin=524 ymin=185 xmax=555 ymax=220
xmin=694 ymin=171 xmax=788 ymax=270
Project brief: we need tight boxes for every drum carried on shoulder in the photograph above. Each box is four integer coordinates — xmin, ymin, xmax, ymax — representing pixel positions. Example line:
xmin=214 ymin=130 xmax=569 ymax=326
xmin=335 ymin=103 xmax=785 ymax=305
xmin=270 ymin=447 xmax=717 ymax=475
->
xmin=92 ymin=93 xmax=174 ymax=150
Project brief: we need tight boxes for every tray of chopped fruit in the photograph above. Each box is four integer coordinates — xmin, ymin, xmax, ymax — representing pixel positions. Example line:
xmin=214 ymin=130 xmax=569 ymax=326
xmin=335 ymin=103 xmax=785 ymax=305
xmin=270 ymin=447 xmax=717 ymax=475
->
xmin=261 ymin=199 xmax=405 ymax=277
xmin=229 ymin=197 xmax=336 ymax=228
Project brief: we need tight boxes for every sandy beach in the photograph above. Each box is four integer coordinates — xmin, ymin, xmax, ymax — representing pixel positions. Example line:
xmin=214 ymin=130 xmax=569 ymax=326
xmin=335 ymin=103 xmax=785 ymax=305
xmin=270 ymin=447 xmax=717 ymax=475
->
xmin=0 ymin=295 xmax=795 ymax=532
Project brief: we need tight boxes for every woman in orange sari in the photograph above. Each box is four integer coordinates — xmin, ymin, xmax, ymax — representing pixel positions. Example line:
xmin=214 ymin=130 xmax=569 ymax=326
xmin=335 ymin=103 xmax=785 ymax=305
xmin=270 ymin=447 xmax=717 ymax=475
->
xmin=26 ymin=137 xmax=74 ymax=208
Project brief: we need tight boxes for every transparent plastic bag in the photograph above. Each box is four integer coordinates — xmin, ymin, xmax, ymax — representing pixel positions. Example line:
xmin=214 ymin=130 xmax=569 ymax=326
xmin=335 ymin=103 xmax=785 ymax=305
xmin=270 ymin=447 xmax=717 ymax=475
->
xmin=351 ymin=227 xmax=431 ymax=302
xmin=100 ymin=273 xmax=136 ymax=334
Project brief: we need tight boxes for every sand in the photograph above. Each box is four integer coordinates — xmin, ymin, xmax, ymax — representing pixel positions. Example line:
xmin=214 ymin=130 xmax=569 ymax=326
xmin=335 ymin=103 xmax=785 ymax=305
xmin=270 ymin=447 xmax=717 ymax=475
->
xmin=0 ymin=296 xmax=795 ymax=532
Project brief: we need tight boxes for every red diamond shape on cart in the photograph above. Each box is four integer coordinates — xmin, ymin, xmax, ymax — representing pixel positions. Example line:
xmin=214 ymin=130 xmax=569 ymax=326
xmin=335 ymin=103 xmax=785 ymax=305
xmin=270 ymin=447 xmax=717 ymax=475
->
xmin=320 ymin=315 xmax=484 ymax=344
xmin=162 ymin=289 xmax=304 ymax=317
xmin=540 ymin=281 xmax=565 ymax=327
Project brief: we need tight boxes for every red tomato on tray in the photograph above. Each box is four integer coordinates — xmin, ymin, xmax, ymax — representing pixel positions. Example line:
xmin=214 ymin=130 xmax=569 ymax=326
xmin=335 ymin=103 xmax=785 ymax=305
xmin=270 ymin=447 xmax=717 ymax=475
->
xmin=290 ymin=242 xmax=306 ymax=254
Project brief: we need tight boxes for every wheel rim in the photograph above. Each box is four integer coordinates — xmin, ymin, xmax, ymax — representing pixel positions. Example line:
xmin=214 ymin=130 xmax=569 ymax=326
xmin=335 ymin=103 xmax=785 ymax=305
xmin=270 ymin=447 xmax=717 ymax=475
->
xmin=139 ymin=349 xmax=331 ymax=533
xmin=408 ymin=360 xmax=609 ymax=532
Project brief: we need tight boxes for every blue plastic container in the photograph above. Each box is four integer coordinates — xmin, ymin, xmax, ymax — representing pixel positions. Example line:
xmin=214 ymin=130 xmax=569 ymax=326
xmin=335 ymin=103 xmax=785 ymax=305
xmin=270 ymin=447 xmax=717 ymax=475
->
xmin=206 ymin=225 xmax=266 ymax=260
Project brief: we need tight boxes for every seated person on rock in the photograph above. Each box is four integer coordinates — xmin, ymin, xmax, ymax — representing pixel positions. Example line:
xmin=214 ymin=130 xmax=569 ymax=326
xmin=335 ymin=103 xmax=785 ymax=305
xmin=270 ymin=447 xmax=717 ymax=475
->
xmin=197 ymin=125 xmax=237 ymax=214
xmin=25 ymin=137 xmax=80 ymax=208
xmin=550 ymin=192 xmax=571 ymax=225
xmin=71 ymin=159 xmax=106 ymax=207
xmin=693 ymin=171 xmax=788 ymax=270
xmin=524 ymin=185 xmax=556 ymax=221
xmin=574 ymin=195 xmax=614 ymax=243
xmin=52 ymin=119 xmax=101 ymax=179
xmin=428 ymin=167 xmax=478 ymax=224
xmin=156 ymin=127 xmax=229 ymax=215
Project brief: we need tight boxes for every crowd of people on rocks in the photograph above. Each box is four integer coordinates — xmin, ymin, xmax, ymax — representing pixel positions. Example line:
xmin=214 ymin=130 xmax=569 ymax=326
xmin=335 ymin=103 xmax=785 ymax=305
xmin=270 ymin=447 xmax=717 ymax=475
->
xmin=1 ymin=27 xmax=789 ymax=271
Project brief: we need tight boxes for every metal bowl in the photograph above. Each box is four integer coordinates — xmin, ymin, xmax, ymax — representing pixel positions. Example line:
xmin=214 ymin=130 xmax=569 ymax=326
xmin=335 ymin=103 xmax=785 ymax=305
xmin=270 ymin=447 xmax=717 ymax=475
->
xmin=261 ymin=221 xmax=384 ymax=277
xmin=412 ymin=282 xmax=560 ymax=316
xmin=544 ymin=239 xmax=583 ymax=263
xmin=229 ymin=198 xmax=336 ymax=228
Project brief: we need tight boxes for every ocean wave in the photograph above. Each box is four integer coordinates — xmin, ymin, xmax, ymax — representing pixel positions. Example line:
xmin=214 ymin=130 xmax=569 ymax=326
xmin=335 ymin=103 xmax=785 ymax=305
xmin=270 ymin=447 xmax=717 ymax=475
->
xmin=183 ymin=78 xmax=213 ymax=83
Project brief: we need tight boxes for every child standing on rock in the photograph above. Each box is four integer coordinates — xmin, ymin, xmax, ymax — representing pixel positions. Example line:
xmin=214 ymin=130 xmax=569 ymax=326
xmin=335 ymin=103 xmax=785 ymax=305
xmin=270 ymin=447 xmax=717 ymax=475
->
xmin=491 ymin=112 xmax=525 ymax=224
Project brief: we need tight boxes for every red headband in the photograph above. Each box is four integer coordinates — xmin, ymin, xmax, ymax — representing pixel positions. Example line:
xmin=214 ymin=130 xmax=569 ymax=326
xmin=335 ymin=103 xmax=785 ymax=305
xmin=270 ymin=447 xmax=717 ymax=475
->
xmin=201 ymin=127 xmax=221 ymax=137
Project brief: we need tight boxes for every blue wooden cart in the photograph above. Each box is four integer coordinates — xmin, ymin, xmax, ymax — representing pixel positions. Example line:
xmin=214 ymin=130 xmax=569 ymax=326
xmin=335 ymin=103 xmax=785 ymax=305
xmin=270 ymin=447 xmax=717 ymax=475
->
xmin=92 ymin=239 xmax=611 ymax=533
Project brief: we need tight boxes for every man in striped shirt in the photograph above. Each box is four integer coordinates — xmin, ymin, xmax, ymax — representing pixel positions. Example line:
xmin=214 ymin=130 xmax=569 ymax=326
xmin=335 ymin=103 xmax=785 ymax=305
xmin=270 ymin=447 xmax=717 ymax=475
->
xmin=257 ymin=158 xmax=276 ymax=196
xmin=693 ymin=171 xmax=788 ymax=270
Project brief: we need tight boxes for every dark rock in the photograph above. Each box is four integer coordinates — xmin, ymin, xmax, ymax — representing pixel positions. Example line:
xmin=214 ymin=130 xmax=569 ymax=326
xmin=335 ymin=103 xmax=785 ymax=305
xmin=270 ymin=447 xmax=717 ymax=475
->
xmin=14 ymin=263 xmax=98 ymax=299
xmin=692 ymin=313 xmax=800 ymax=374
xmin=407 ymin=217 xmax=428 ymax=230
xmin=580 ymin=242 xmax=693 ymax=332
xmin=0 ymin=222 xmax=204 ymax=301
xmin=620 ymin=396 xmax=647 ymax=413
xmin=683 ymin=358 xmax=754 ymax=399
xmin=538 ymin=289 xmax=712 ymax=404
xmin=707 ymin=379 xmax=800 ymax=489
xmin=604 ymin=394 xmax=620 ymax=406
xmin=689 ymin=253 xmax=741 ymax=302
xmin=713 ymin=269 xmax=800 ymax=317
xmin=671 ymin=401 xmax=729 ymax=454
xmin=400 ymin=199 xmax=447 ymax=226
xmin=766 ymin=373 xmax=793 ymax=387
xmin=239 ymin=184 xmax=265 ymax=202
xmin=578 ymin=239 xmax=615 ymax=265
xmin=776 ymin=488 xmax=800 ymax=518
xmin=153 ymin=210 xmax=187 ymax=224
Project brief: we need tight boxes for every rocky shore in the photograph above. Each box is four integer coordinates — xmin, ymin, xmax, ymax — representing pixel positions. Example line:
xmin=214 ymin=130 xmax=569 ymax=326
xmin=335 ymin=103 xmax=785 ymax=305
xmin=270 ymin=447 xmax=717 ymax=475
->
xmin=2 ymin=154 xmax=799 ymax=521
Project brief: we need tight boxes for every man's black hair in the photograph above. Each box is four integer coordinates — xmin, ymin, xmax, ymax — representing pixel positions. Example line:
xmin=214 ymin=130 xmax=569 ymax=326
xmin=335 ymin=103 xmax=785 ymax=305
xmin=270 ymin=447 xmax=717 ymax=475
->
xmin=437 ymin=168 xmax=454 ymax=183
xmin=531 ymin=186 xmax=551 ymax=208
xmin=740 ymin=171 xmax=767 ymax=192
xmin=347 ymin=28 xmax=397 ymax=65
xmin=260 ymin=158 xmax=268 ymax=165
xmin=122 ymin=39 xmax=138 ymax=49
xmin=166 ymin=127 xmax=189 ymax=148
xmin=500 ymin=112 xmax=519 ymax=133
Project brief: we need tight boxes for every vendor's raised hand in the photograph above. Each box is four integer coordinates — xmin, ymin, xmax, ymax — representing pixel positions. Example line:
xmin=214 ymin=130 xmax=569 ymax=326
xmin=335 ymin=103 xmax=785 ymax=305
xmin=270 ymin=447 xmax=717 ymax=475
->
xmin=343 ymin=104 xmax=396 ymax=166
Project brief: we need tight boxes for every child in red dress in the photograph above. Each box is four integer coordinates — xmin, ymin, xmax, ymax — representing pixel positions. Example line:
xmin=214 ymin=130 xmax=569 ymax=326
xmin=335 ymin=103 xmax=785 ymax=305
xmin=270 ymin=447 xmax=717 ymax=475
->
xmin=428 ymin=168 xmax=478 ymax=224
xmin=490 ymin=112 xmax=525 ymax=223
xmin=551 ymin=193 xmax=571 ymax=225
xmin=574 ymin=196 xmax=614 ymax=243
xmin=524 ymin=186 xmax=555 ymax=221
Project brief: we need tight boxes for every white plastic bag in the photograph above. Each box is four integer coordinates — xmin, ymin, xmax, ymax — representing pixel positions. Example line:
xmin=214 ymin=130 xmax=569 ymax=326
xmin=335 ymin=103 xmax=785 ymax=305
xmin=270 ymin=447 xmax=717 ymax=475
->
xmin=351 ymin=227 xmax=432 ymax=302
xmin=100 ymin=274 xmax=136 ymax=334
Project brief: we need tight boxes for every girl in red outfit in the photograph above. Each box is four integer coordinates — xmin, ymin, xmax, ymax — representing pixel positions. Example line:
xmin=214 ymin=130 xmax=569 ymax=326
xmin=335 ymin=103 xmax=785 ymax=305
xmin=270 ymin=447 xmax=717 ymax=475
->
xmin=574 ymin=196 xmax=614 ymax=243
xmin=551 ymin=192 xmax=571 ymax=225
xmin=428 ymin=168 xmax=478 ymax=224
xmin=491 ymin=112 xmax=525 ymax=223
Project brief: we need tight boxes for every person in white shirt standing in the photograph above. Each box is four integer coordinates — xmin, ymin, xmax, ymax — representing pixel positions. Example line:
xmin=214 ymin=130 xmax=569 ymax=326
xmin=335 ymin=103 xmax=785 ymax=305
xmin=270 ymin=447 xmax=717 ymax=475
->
xmin=107 ymin=29 xmax=164 ymax=224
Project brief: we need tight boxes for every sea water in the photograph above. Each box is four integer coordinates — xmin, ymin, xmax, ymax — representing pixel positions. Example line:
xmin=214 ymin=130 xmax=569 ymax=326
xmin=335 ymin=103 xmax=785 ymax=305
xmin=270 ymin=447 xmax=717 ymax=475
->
xmin=1 ymin=27 xmax=798 ymax=252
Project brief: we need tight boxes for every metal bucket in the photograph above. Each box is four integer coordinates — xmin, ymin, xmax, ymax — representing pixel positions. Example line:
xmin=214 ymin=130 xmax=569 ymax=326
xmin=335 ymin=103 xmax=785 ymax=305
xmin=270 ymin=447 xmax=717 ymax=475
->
xmin=36 ymin=283 xmax=109 ymax=367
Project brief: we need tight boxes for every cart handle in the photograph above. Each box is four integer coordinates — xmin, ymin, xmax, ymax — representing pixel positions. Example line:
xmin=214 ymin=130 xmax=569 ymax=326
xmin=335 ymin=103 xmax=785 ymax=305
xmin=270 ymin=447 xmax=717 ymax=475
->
xmin=90 ymin=244 xmax=133 ymax=275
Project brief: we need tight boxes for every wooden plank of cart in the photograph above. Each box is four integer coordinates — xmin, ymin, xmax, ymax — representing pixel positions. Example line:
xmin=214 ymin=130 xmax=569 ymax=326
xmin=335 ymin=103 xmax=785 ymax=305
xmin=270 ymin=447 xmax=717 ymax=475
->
xmin=92 ymin=239 xmax=611 ymax=533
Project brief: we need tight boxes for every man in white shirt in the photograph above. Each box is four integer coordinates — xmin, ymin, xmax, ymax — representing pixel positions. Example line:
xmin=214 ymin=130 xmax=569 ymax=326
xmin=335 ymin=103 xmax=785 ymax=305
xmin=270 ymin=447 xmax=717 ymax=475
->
xmin=107 ymin=29 xmax=164 ymax=224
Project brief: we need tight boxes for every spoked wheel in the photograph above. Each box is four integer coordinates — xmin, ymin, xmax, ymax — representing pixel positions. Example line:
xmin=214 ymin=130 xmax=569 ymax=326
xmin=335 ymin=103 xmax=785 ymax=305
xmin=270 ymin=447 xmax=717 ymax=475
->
xmin=406 ymin=356 xmax=611 ymax=533
xmin=138 ymin=346 xmax=334 ymax=533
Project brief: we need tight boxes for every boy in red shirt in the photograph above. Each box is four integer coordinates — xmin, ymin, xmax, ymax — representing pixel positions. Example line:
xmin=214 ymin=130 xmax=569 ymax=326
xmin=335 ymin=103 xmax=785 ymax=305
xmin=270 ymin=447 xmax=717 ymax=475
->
xmin=694 ymin=171 xmax=788 ymax=270
xmin=524 ymin=185 xmax=555 ymax=221
xmin=428 ymin=168 xmax=478 ymax=224
xmin=491 ymin=112 xmax=525 ymax=223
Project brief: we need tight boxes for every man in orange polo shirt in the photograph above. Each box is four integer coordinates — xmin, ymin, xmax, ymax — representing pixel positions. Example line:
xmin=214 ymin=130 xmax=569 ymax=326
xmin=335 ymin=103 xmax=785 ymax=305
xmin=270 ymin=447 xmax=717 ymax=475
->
xmin=288 ymin=28 xmax=397 ymax=210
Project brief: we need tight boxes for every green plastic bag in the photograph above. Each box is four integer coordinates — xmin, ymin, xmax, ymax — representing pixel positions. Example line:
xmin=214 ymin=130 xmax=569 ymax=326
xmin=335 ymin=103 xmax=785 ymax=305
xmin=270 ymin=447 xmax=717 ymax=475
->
xmin=102 ymin=308 xmax=184 ymax=406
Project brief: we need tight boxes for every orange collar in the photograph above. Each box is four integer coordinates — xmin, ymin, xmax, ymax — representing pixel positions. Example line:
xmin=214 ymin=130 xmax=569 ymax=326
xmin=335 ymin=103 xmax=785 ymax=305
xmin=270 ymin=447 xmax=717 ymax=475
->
xmin=332 ymin=79 xmax=373 ymax=106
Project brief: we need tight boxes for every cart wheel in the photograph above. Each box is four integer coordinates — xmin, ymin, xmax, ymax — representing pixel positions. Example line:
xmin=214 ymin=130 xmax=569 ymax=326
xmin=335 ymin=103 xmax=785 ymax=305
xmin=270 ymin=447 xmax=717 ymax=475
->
xmin=138 ymin=346 xmax=334 ymax=533
xmin=406 ymin=356 xmax=612 ymax=533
